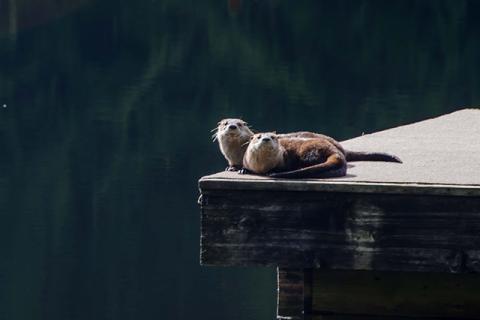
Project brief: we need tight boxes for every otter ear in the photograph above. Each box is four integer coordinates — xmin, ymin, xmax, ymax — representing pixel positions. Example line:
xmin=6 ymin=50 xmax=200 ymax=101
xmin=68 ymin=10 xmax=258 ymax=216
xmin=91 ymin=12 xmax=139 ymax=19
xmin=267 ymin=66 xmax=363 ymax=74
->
xmin=272 ymin=131 xmax=277 ymax=135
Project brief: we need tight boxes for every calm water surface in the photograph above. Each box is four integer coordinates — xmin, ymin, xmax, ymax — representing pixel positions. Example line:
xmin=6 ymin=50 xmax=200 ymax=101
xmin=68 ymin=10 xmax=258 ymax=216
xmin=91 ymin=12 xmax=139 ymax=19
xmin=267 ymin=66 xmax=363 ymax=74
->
xmin=1 ymin=1 xmax=479 ymax=319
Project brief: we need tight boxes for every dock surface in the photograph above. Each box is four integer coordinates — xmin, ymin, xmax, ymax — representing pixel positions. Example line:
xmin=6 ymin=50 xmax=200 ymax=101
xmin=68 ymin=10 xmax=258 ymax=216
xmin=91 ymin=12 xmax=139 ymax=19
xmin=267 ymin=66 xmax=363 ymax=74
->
xmin=200 ymin=109 xmax=480 ymax=196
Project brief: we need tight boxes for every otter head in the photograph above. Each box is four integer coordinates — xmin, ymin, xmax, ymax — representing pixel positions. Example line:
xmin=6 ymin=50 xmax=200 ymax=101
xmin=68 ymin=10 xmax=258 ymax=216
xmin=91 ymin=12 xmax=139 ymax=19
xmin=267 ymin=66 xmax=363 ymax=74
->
xmin=214 ymin=118 xmax=252 ymax=141
xmin=213 ymin=118 xmax=254 ymax=168
xmin=243 ymin=132 xmax=284 ymax=174
xmin=248 ymin=132 xmax=280 ymax=151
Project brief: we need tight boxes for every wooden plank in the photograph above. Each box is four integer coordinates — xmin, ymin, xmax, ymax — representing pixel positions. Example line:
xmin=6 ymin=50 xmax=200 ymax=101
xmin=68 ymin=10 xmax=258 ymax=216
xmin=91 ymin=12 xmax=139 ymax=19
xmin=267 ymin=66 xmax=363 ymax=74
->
xmin=200 ymin=190 xmax=480 ymax=272
xmin=200 ymin=174 xmax=480 ymax=197
xmin=277 ymin=268 xmax=312 ymax=320
xmin=311 ymin=270 xmax=480 ymax=319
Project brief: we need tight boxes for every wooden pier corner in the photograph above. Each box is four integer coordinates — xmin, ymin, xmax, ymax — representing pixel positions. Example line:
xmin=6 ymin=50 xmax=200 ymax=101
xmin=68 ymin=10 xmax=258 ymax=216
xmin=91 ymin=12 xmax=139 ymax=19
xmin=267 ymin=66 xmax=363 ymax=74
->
xmin=198 ymin=109 xmax=480 ymax=319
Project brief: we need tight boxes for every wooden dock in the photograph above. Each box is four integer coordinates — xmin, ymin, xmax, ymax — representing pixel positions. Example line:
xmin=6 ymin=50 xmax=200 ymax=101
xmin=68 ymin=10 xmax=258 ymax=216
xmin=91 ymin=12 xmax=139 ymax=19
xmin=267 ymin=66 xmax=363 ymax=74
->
xmin=198 ymin=109 xmax=480 ymax=319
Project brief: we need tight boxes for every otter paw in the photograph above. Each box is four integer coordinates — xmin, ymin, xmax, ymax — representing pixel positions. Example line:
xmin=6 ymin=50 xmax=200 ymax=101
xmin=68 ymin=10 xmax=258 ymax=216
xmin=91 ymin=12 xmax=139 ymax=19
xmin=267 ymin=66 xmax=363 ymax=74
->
xmin=238 ymin=168 xmax=251 ymax=175
xmin=225 ymin=166 xmax=239 ymax=172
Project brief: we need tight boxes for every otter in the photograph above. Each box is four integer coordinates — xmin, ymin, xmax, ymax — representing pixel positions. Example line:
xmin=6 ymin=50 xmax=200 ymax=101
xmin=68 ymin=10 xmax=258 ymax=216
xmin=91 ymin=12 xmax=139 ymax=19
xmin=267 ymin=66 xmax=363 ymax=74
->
xmin=243 ymin=132 xmax=401 ymax=179
xmin=213 ymin=118 xmax=401 ymax=172
xmin=242 ymin=132 xmax=346 ymax=178
xmin=213 ymin=118 xmax=341 ymax=171
xmin=213 ymin=118 xmax=254 ymax=171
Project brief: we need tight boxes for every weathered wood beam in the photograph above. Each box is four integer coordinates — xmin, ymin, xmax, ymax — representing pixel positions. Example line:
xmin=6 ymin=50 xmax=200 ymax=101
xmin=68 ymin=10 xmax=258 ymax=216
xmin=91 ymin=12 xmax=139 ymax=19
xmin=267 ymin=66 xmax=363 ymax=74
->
xmin=200 ymin=190 xmax=480 ymax=273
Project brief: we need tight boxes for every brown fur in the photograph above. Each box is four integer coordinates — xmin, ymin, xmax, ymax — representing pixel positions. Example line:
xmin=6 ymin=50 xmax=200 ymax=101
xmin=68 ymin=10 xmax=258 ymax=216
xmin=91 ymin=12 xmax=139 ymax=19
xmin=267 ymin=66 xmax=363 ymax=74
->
xmin=214 ymin=119 xmax=401 ymax=174
xmin=279 ymin=131 xmax=346 ymax=155
xmin=243 ymin=133 xmax=347 ymax=179
xmin=213 ymin=120 xmax=338 ymax=171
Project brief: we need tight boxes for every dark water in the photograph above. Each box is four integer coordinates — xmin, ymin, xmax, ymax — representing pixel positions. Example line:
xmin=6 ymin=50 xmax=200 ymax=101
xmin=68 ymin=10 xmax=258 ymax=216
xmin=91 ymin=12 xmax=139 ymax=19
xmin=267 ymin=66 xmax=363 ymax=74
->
xmin=1 ymin=1 xmax=479 ymax=319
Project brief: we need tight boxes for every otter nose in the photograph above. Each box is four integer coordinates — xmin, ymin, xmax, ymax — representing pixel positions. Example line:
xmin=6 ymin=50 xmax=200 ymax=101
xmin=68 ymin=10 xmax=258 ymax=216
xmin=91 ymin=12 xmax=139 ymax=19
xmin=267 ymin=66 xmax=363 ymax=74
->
xmin=262 ymin=137 xmax=271 ymax=142
xmin=228 ymin=125 xmax=237 ymax=130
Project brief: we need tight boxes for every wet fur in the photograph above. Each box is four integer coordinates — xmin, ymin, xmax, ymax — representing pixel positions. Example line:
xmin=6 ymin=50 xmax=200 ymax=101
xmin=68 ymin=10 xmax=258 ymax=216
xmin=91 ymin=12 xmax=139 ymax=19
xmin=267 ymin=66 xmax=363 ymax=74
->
xmin=215 ymin=119 xmax=402 ymax=176
xmin=243 ymin=134 xmax=347 ymax=179
xmin=271 ymin=137 xmax=347 ymax=178
xmin=279 ymin=133 xmax=401 ymax=163
xmin=279 ymin=131 xmax=346 ymax=155
xmin=214 ymin=121 xmax=328 ymax=170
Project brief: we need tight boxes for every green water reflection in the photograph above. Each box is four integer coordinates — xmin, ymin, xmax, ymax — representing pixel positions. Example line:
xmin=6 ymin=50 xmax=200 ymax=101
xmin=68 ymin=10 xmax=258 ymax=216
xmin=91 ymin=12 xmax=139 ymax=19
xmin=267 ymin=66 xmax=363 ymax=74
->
xmin=1 ymin=1 xmax=479 ymax=319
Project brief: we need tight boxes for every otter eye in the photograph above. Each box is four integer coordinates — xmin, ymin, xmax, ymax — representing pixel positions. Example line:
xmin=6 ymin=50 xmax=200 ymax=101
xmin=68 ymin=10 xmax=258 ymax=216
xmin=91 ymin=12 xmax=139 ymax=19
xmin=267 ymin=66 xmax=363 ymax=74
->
xmin=223 ymin=121 xmax=228 ymax=126
xmin=238 ymin=123 xmax=243 ymax=127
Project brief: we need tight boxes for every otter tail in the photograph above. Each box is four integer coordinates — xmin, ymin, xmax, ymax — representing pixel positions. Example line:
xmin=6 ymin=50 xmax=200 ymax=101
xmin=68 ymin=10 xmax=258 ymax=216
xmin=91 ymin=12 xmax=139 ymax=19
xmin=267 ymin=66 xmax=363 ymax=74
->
xmin=269 ymin=154 xmax=346 ymax=179
xmin=346 ymin=151 xmax=402 ymax=163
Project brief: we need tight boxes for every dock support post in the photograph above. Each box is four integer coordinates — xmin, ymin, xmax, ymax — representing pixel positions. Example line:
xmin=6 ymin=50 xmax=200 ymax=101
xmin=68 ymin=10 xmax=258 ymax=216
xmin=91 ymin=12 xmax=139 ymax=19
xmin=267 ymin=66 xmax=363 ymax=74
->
xmin=277 ymin=268 xmax=313 ymax=320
